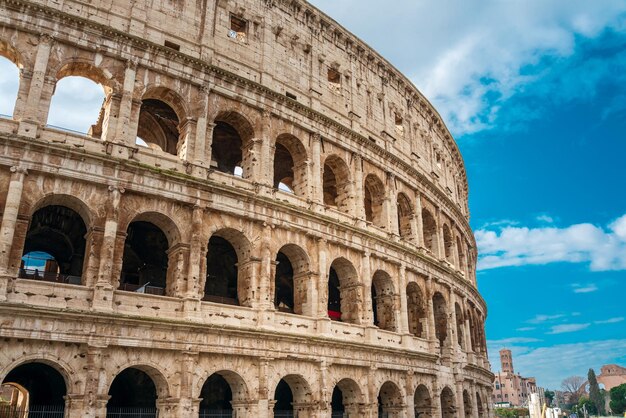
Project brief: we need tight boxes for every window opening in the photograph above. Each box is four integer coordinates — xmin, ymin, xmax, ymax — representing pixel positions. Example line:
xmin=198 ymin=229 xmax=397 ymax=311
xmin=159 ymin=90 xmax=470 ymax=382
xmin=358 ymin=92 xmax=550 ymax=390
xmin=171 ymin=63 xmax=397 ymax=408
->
xmin=328 ymin=68 xmax=341 ymax=94
xmin=204 ymin=236 xmax=239 ymax=305
xmin=229 ymin=15 xmax=247 ymax=43
xmin=0 ymin=57 xmax=19 ymax=118
xmin=47 ymin=76 xmax=105 ymax=136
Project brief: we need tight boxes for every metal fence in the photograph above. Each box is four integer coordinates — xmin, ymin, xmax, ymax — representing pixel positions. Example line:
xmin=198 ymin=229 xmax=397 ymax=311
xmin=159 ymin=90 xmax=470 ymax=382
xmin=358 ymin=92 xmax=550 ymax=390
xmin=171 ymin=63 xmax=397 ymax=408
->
xmin=0 ymin=405 xmax=64 ymax=418
xmin=273 ymin=412 xmax=295 ymax=418
xmin=198 ymin=410 xmax=233 ymax=418
xmin=18 ymin=268 xmax=81 ymax=285
xmin=105 ymin=407 xmax=158 ymax=418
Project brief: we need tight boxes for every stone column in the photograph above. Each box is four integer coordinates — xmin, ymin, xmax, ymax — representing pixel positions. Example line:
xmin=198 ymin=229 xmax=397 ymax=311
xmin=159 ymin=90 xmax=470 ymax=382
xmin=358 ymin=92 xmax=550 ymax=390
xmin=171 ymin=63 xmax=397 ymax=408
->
xmin=192 ymin=86 xmax=211 ymax=167
xmin=112 ymin=60 xmax=138 ymax=146
xmin=361 ymin=251 xmax=374 ymax=326
xmin=258 ymin=110 xmax=274 ymax=188
xmin=257 ymin=358 xmax=272 ymax=418
xmin=204 ymin=122 xmax=216 ymax=168
xmin=398 ymin=264 xmax=410 ymax=339
xmin=258 ymin=224 xmax=273 ymax=310
xmin=456 ymin=383 xmax=465 ymax=418
xmin=177 ymin=117 xmax=198 ymax=162
xmin=436 ymin=209 xmax=445 ymax=260
xmin=405 ymin=371 xmax=416 ymax=418
xmin=185 ymin=206 xmax=205 ymax=299
xmin=463 ymin=300 xmax=473 ymax=354
xmin=425 ymin=277 xmax=436 ymax=347
xmin=12 ymin=67 xmax=31 ymax=121
xmin=451 ymin=229 xmax=460 ymax=269
xmin=387 ymin=173 xmax=399 ymax=235
xmin=430 ymin=377 xmax=442 ymax=418
xmin=352 ymin=155 xmax=365 ymax=220
xmin=414 ymin=193 xmax=424 ymax=248
xmin=316 ymin=238 xmax=329 ymax=318
xmin=72 ymin=345 xmax=110 ymax=418
xmin=18 ymin=34 xmax=53 ymax=138
xmin=449 ymin=290 xmax=460 ymax=353
xmin=470 ymin=384 xmax=479 ymax=418
xmin=174 ymin=351 xmax=200 ymax=418
xmin=0 ymin=166 xmax=27 ymax=277
xmin=310 ymin=133 xmax=323 ymax=204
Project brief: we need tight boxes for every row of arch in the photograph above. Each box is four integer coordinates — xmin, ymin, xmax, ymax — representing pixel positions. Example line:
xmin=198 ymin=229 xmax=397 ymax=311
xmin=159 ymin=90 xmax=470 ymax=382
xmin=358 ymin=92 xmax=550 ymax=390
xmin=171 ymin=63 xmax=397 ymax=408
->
xmin=0 ymin=38 xmax=474 ymax=277
xmin=13 ymin=196 xmax=486 ymax=353
xmin=1 ymin=360 xmax=488 ymax=417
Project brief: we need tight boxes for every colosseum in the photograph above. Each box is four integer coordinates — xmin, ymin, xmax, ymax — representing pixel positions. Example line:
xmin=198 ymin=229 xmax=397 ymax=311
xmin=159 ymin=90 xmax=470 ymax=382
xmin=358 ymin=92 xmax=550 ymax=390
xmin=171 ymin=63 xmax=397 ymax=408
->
xmin=0 ymin=0 xmax=493 ymax=417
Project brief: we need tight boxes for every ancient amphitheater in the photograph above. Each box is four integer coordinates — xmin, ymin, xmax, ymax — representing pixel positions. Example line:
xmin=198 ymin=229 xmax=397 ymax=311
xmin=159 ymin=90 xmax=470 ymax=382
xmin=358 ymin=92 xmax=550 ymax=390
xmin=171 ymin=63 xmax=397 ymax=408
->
xmin=0 ymin=0 xmax=493 ymax=417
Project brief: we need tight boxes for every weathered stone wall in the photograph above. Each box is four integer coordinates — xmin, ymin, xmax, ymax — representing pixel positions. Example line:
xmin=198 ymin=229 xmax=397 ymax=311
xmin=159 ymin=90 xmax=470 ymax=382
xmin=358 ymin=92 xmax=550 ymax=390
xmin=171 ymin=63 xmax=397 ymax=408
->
xmin=0 ymin=0 xmax=492 ymax=417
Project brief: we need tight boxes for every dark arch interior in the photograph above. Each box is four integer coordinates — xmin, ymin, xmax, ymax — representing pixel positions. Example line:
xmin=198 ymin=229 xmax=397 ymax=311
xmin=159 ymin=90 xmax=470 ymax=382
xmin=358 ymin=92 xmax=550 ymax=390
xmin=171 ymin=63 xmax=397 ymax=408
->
xmin=274 ymin=251 xmax=294 ymax=313
xmin=137 ymin=99 xmax=180 ymax=155
xmin=422 ymin=209 xmax=438 ymax=253
xmin=327 ymin=266 xmax=341 ymax=320
xmin=21 ymin=205 xmax=87 ymax=283
xmin=371 ymin=284 xmax=379 ymax=326
xmin=3 ymin=363 xmax=66 ymax=407
xmin=107 ymin=368 xmax=157 ymax=409
xmin=331 ymin=386 xmax=344 ymax=413
xmin=440 ymin=388 xmax=456 ymax=418
xmin=204 ymin=236 xmax=239 ymax=305
xmin=273 ymin=379 xmax=293 ymax=414
xmin=273 ymin=143 xmax=295 ymax=191
xmin=323 ymin=162 xmax=338 ymax=206
xmin=433 ymin=293 xmax=448 ymax=347
xmin=212 ymin=121 xmax=243 ymax=175
xmin=199 ymin=374 xmax=233 ymax=411
xmin=364 ymin=183 xmax=374 ymax=223
xmin=120 ymin=221 xmax=169 ymax=293
xmin=414 ymin=385 xmax=431 ymax=417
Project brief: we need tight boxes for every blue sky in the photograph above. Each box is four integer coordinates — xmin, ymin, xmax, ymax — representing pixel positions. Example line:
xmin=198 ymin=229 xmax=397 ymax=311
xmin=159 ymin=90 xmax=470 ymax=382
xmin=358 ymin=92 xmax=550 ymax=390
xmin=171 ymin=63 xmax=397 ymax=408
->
xmin=1 ymin=0 xmax=625 ymax=390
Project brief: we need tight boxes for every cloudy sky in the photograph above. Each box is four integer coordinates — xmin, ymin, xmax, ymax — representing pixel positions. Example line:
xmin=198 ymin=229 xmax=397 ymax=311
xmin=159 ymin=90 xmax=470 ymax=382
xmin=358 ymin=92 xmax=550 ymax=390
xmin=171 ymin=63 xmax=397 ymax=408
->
xmin=1 ymin=0 xmax=626 ymax=391
xmin=313 ymin=0 xmax=626 ymax=390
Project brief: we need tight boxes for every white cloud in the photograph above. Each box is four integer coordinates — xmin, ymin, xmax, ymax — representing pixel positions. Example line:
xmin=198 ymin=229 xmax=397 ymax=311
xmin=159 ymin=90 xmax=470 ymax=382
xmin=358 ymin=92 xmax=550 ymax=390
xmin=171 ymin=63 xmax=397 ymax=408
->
xmin=572 ymin=283 xmax=599 ymax=293
xmin=548 ymin=323 xmax=591 ymax=334
xmin=528 ymin=314 xmax=566 ymax=324
xmin=309 ymin=0 xmax=626 ymax=135
xmin=517 ymin=327 xmax=536 ymax=332
xmin=594 ymin=317 xmax=625 ymax=325
xmin=475 ymin=214 xmax=626 ymax=271
xmin=537 ymin=215 xmax=555 ymax=224
xmin=489 ymin=337 xmax=542 ymax=345
xmin=0 ymin=58 xmax=19 ymax=117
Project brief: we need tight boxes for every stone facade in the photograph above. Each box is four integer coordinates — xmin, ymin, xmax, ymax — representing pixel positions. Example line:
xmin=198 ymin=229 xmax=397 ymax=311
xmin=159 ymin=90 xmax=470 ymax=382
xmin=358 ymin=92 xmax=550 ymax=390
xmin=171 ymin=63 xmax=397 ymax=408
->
xmin=598 ymin=364 xmax=626 ymax=391
xmin=0 ymin=0 xmax=493 ymax=417
xmin=492 ymin=349 xmax=540 ymax=408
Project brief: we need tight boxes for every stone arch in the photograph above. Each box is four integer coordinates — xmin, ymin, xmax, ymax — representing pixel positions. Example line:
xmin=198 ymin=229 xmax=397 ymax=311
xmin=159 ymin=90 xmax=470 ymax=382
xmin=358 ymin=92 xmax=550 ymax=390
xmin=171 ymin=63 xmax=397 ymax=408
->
xmin=204 ymin=228 xmax=253 ymax=307
xmin=371 ymin=270 xmax=397 ymax=332
xmin=364 ymin=173 xmax=386 ymax=228
xmin=378 ymin=380 xmax=404 ymax=416
xmin=0 ymin=356 xmax=73 ymax=396
xmin=414 ymin=384 xmax=432 ymax=417
xmin=328 ymin=257 xmax=362 ymax=324
xmin=455 ymin=302 xmax=465 ymax=349
xmin=54 ymin=60 xmax=115 ymax=93
xmin=0 ymin=38 xmax=25 ymax=68
xmin=137 ymin=86 xmax=189 ymax=156
xmin=198 ymin=370 xmax=249 ymax=414
xmin=331 ymin=378 xmax=364 ymax=415
xmin=273 ymin=374 xmax=312 ymax=415
xmin=442 ymin=224 xmax=453 ymax=263
xmin=406 ymin=281 xmax=427 ymax=339
xmin=397 ymin=192 xmax=413 ymax=239
xmin=107 ymin=364 xmax=169 ymax=413
xmin=1 ymin=361 xmax=68 ymax=411
xmin=421 ymin=208 xmax=438 ymax=254
xmin=440 ymin=386 xmax=456 ymax=418
xmin=212 ymin=110 xmax=255 ymax=177
xmin=323 ymin=154 xmax=351 ymax=212
xmin=21 ymin=195 xmax=92 ymax=284
xmin=463 ymin=389 xmax=472 ymax=418
xmin=273 ymin=133 xmax=308 ymax=195
xmin=275 ymin=243 xmax=310 ymax=315
xmin=29 ymin=193 xmax=94 ymax=229
xmin=0 ymin=39 xmax=24 ymax=118
xmin=476 ymin=391 xmax=485 ymax=417
xmin=432 ymin=292 xmax=448 ymax=347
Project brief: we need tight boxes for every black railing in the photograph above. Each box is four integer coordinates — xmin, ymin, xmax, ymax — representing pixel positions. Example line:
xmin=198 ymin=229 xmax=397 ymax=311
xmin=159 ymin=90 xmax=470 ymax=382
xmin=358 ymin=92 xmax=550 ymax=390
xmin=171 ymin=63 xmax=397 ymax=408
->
xmin=199 ymin=410 xmax=233 ymax=418
xmin=0 ymin=404 xmax=64 ymax=418
xmin=273 ymin=412 xmax=295 ymax=418
xmin=18 ymin=268 xmax=81 ymax=285
xmin=106 ymin=407 xmax=158 ymax=418
xmin=202 ymin=294 xmax=239 ymax=306
xmin=118 ymin=283 xmax=165 ymax=296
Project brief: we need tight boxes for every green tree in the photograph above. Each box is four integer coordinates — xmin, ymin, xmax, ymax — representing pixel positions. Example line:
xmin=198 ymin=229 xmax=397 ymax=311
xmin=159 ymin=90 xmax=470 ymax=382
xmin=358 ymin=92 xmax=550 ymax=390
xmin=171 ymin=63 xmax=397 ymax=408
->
xmin=610 ymin=383 xmax=626 ymax=414
xmin=588 ymin=368 xmax=605 ymax=415
xmin=544 ymin=390 xmax=555 ymax=406
xmin=578 ymin=396 xmax=597 ymax=415
xmin=494 ymin=408 xmax=516 ymax=418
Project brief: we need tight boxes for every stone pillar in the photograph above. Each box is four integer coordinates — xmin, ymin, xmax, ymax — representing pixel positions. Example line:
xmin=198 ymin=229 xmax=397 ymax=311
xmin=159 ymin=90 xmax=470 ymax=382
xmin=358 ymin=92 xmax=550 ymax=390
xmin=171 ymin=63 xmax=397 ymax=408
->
xmin=316 ymin=238 xmax=329 ymax=318
xmin=18 ymin=34 xmax=53 ymax=138
xmin=205 ymin=122 xmax=216 ymax=168
xmin=463 ymin=300 xmax=473 ymax=354
xmin=425 ymin=277 xmax=436 ymax=345
xmin=192 ymin=86 xmax=211 ymax=167
xmin=12 ymin=68 xmax=31 ymax=121
xmin=405 ymin=371 xmax=416 ymax=418
xmin=109 ymin=60 xmax=138 ymax=146
xmin=387 ymin=173 xmax=399 ymax=235
xmin=470 ymin=384 xmax=479 ymax=418
xmin=310 ymin=133 xmax=323 ymax=203
xmin=414 ymin=193 xmax=424 ymax=248
xmin=174 ymin=351 xmax=200 ymax=418
xmin=257 ymin=358 xmax=272 ymax=418
xmin=361 ymin=251 xmax=373 ymax=325
xmin=398 ymin=264 xmax=410 ymax=337
xmin=352 ymin=155 xmax=365 ymax=220
xmin=185 ymin=206 xmax=206 ymax=299
xmin=72 ymin=345 xmax=110 ymax=418
xmin=449 ymin=290 xmax=460 ymax=354
xmin=451 ymin=229 xmax=460 ymax=269
xmin=436 ymin=209 xmax=445 ymax=260
xmin=0 ymin=166 xmax=27 ymax=277
xmin=178 ymin=117 xmax=198 ymax=162
xmin=295 ymin=271 xmax=317 ymax=317
xmin=456 ymin=383 xmax=465 ymax=418
xmin=258 ymin=224 xmax=273 ymax=310
xmin=258 ymin=110 xmax=274 ymax=188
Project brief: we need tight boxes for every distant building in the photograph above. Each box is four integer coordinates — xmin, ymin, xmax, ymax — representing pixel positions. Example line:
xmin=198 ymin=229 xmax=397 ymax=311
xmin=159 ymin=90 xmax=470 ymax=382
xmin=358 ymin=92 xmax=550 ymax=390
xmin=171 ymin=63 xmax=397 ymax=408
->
xmin=492 ymin=349 xmax=545 ymax=407
xmin=598 ymin=364 xmax=626 ymax=391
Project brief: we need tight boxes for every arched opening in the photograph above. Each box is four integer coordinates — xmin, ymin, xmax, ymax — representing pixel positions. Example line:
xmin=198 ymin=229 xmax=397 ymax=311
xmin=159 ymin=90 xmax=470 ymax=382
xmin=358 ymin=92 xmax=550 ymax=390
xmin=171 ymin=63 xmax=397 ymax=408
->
xmin=378 ymin=381 xmax=403 ymax=417
xmin=274 ymin=251 xmax=294 ymax=313
xmin=414 ymin=384 xmax=431 ymax=418
xmin=442 ymin=224 xmax=453 ymax=263
xmin=463 ymin=390 xmax=472 ymax=418
xmin=432 ymin=292 xmax=448 ymax=347
xmin=364 ymin=174 xmax=385 ymax=228
xmin=421 ymin=209 xmax=438 ymax=254
xmin=136 ymin=99 xmax=180 ymax=155
xmin=47 ymin=74 xmax=107 ymax=136
xmin=440 ymin=387 xmax=456 ymax=418
xmin=273 ymin=134 xmax=307 ymax=196
xmin=328 ymin=258 xmax=361 ymax=324
xmin=199 ymin=374 xmax=233 ymax=416
xmin=332 ymin=379 xmax=362 ymax=417
xmin=204 ymin=235 xmax=239 ymax=306
xmin=476 ymin=392 xmax=485 ymax=418
xmin=371 ymin=270 xmax=397 ymax=332
xmin=455 ymin=303 xmax=465 ymax=349
xmin=467 ymin=308 xmax=477 ymax=352
xmin=2 ymin=362 xmax=66 ymax=416
xmin=0 ymin=56 xmax=20 ymax=118
xmin=107 ymin=367 xmax=158 ymax=417
xmin=211 ymin=112 xmax=254 ymax=177
xmin=120 ymin=221 xmax=169 ymax=295
xmin=20 ymin=205 xmax=87 ymax=285
xmin=272 ymin=375 xmax=310 ymax=418
xmin=323 ymin=155 xmax=351 ymax=212
xmin=397 ymin=193 xmax=413 ymax=239
xmin=406 ymin=282 xmax=426 ymax=339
